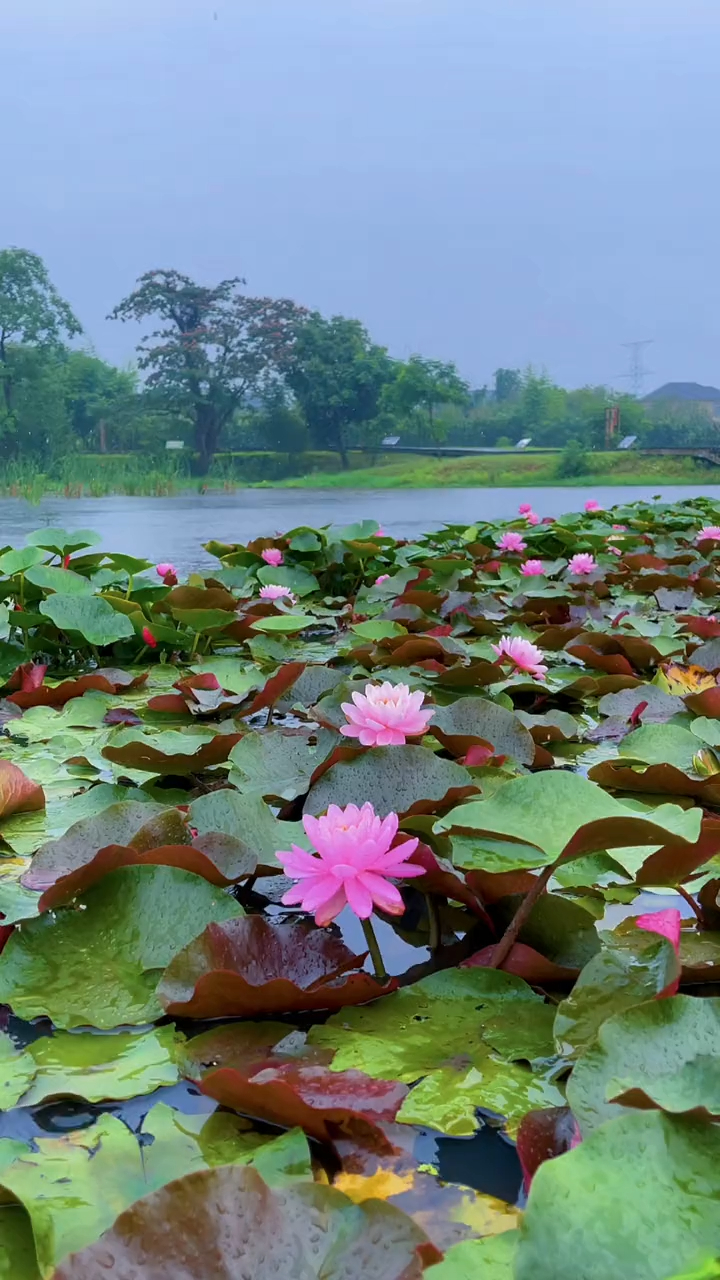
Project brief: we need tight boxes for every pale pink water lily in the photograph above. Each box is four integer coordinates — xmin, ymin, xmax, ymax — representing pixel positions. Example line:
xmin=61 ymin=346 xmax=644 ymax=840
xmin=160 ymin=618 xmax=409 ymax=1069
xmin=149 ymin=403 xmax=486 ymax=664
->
xmin=518 ymin=503 xmax=533 ymax=515
xmin=497 ymin=531 xmax=527 ymax=553
xmin=526 ymin=511 xmax=540 ymax=526
xmin=584 ymin=499 xmax=602 ymax=512
xmin=261 ymin=547 xmax=284 ymax=566
xmin=491 ymin=635 xmax=548 ymax=679
xmin=259 ymin=583 xmax=297 ymax=604
xmin=696 ymin=525 xmax=720 ymax=543
xmin=277 ymin=802 xmax=424 ymax=924
xmin=607 ymin=545 xmax=622 ymax=556
xmin=340 ymin=681 xmax=434 ymax=746
xmin=520 ymin=558 xmax=545 ymax=576
xmin=612 ymin=524 xmax=627 ymax=531
xmin=568 ymin=553 xmax=597 ymax=575
xmin=373 ymin=527 xmax=387 ymax=537
xmin=375 ymin=573 xmax=390 ymax=585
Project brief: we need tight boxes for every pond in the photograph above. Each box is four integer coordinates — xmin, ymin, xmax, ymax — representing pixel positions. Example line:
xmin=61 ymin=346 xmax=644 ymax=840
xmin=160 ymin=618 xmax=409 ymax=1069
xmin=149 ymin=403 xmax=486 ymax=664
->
xmin=2 ymin=483 xmax=720 ymax=570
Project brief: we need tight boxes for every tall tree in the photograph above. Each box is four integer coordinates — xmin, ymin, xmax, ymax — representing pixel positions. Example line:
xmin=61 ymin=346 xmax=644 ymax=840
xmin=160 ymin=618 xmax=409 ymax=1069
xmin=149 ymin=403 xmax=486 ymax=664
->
xmin=493 ymin=368 xmax=522 ymax=403
xmin=0 ymin=248 xmax=82 ymax=452
xmin=383 ymin=355 xmax=469 ymax=441
xmin=285 ymin=313 xmax=393 ymax=466
xmin=110 ymin=270 xmax=304 ymax=473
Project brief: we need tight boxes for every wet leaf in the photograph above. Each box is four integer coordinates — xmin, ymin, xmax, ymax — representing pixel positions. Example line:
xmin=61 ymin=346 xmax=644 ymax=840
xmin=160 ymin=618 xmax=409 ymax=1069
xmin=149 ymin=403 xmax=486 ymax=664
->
xmin=429 ymin=698 xmax=535 ymax=764
xmin=516 ymin=1112 xmax=720 ymax=1280
xmin=38 ymin=594 xmax=134 ymax=646
xmin=52 ymin=1164 xmax=436 ymax=1280
xmin=159 ymin=917 xmax=395 ymax=1017
xmin=568 ymin=995 xmax=720 ymax=1134
xmin=102 ymin=726 xmax=240 ymax=774
xmin=439 ymin=772 xmax=701 ymax=864
xmin=306 ymin=746 xmax=476 ymax=818
xmin=229 ymin=727 xmax=339 ymax=801
xmin=0 ymin=865 xmax=243 ymax=1028
xmin=554 ymin=926 xmax=681 ymax=1058
xmin=0 ymin=762 xmax=45 ymax=820
xmin=425 ymin=1231 xmax=518 ymax=1279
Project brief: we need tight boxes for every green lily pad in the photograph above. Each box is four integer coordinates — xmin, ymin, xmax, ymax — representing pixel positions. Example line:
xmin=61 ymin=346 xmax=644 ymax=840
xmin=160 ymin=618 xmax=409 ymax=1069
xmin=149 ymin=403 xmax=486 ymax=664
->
xmin=568 ymin=996 xmax=720 ymax=1134
xmin=554 ymin=926 xmax=681 ymax=1058
xmin=309 ymin=968 xmax=563 ymax=1135
xmin=305 ymin=745 xmax=475 ymax=818
xmin=0 ymin=1208 xmax=40 ymax=1280
xmin=15 ymin=1025 xmax=182 ymax=1107
xmin=619 ymin=724 xmax=701 ymax=772
xmin=438 ymin=772 xmax=701 ymax=863
xmin=425 ymin=1231 xmax=518 ymax=1278
xmin=24 ymin=566 xmax=94 ymax=596
xmin=256 ymin=564 xmax=320 ymax=597
xmin=250 ymin=614 xmax=316 ymax=633
xmin=430 ymin=697 xmax=535 ymax=764
xmin=0 ymin=865 xmax=243 ymax=1028
xmin=39 ymin=594 xmax=134 ymax=646
xmin=516 ymin=1112 xmax=720 ymax=1280
xmin=229 ymin=728 xmax=338 ymax=801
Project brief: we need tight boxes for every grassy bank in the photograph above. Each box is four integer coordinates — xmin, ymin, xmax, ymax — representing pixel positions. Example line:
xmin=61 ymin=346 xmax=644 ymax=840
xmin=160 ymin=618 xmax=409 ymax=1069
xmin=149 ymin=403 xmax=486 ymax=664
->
xmin=2 ymin=449 xmax=719 ymax=499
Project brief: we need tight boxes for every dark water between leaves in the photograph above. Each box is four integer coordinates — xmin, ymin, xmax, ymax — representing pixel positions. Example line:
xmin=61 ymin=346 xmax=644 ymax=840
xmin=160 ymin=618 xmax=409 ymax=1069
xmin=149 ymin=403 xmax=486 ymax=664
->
xmin=2 ymin=484 xmax=720 ymax=571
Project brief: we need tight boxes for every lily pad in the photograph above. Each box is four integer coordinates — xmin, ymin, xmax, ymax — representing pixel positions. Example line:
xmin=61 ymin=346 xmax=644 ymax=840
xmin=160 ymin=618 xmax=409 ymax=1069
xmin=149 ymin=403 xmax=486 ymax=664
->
xmin=52 ymin=1164 xmax=435 ymax=1280
xmin=306 ymin=746 xmax=476 ymax=818
xmin=39 ymin=595 xmax=135 ymax=646
xmin=516 ymin=1111 xmax=720 ymax=1280
xmin=0 ymin=865 xmax=243 ymax=1028
xmin=567 ymin=996 xmax=720 ymax=1134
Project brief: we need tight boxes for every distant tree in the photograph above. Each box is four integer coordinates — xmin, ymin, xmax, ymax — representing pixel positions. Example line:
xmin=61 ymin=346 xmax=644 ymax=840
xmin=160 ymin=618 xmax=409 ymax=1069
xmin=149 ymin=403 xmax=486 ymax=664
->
xmin=493 ymin=368 xmax=522 ymax=403
xmin=110 ymin=270 xmax=304 ymax=474
xmin=0 ymin=248 xmax=82 ymax=454
xmin=250 ymin=387 xmax=309 ymax=457
xmin=285 ymin=313 xmax=393 ymax=466
xmin=383 ymin=355 xmax=469 ymax=441
xmin=62 ymin=351 xmax=139 ymax=451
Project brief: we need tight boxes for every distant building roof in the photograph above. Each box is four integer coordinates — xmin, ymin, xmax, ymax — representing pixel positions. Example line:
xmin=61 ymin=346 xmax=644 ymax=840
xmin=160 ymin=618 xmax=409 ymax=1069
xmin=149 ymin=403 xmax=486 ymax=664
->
xmin=643 ymin=382 xmax=720 ymax=403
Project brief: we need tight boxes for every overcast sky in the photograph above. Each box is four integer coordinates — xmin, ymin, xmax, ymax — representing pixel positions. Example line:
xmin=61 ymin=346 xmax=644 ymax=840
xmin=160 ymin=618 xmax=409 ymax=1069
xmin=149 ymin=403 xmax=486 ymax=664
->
xmin=2 ymin=0 xmax=718 ymax=390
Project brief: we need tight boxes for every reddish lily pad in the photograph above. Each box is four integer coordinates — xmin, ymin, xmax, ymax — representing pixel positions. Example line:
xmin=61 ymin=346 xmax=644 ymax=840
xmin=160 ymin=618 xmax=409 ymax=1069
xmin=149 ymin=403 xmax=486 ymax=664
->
xmin=0 ymin=762 xmax=45 ymax=820
xmin=52 ymin=1164 xmax=436 ymax=1280
xmin=158 ymin=917 xmax=396 ymax=1017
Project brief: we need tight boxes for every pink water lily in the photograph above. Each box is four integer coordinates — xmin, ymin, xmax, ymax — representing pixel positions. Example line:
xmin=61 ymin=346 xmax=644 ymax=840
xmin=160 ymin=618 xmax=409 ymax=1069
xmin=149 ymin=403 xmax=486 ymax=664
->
xmin=259 ymin=583 xmax=297 ymax=604
xmin=585 ymin=499 xmax=602 ymax=512
xmin=375 ymin=573 xmax=390 ymax=585
xmin=277 ymin=803 xmax=424 ymax=924
xmin=520 ymin=558 xmax=545 ymax=576
xmin=491 ymin=635 xmax=548 ymax=679
xmin=340 ymin=681 xmax=434 ymax=746
xmin=261 ymin=547 xmax=284 ymax=566
xmin=497 ymin=531 xmax=527 ymax=553
xmin=568 ymin=553 xmax=597 ymax=576
xmin=612 ymin=524 xmax=627 ymax=531
xmin=607 ymin=545 xmax=622 ymax=556
xmin=526 ymin=511 xmax=540 ymax=526
xmin=697 ymin=525 xmax=720 ymax=543
xmin=156 ymin=562 xmax=176 ymax=579
xmin=518 ymin=503 xmax=533 ymax=515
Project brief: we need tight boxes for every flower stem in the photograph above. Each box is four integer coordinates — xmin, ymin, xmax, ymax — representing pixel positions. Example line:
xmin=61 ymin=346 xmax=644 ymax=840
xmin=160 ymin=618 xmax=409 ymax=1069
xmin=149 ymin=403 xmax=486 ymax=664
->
xmin=361 ymin=915 xmax=388 ymax=982
xmin=489 ymin=857 xmax=559 ymax=970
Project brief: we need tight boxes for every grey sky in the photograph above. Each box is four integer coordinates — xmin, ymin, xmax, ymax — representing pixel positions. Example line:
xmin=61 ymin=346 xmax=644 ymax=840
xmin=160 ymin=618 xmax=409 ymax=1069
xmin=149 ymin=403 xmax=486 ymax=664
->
xmin=2 ymin=0 xmax=718 ymax=390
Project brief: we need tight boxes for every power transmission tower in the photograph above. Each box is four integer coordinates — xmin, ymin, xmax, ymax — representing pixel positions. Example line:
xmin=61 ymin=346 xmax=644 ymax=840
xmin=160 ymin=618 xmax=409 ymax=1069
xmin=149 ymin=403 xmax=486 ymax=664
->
xmin=619 ymin=340 xmax=654 ymax=397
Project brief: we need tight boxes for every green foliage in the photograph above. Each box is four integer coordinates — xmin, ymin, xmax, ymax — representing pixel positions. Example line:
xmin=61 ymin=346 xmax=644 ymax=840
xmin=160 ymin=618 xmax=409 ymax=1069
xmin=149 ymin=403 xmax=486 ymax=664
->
xmin=555 ymin=438 xmax=590 ymax=477
xmin=285 ymin=312 xmax=394 ymax=465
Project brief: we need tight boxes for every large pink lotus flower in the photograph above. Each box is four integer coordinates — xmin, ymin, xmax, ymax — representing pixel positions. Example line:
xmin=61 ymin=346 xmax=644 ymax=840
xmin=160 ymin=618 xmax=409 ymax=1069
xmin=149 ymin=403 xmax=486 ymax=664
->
xmin=340 ymin=681 xmax=434 ymax=747
xmin=520 ymin=558 xmax=545 ymax=576
xmin=497 ymin=531 xmax=527 ymax=553
xmin=259 ymin=583 xmax=297 ymax=605
xmin=697 ymin=525 xmax=720 ymax=543
xmin=261 ymin=547 xmax=284 ymax=566
xmin=568 ymin=553 xmax=597 ymax=575
xmin=585 ymin=499 xmax=602 ymax=512
xmin=277 ymin=803 xmax=425 ymax=924
xmin=518 ymin=503 xmax=533 ymax=515
xmin=491 ymin=635 xmax=548 ymax=679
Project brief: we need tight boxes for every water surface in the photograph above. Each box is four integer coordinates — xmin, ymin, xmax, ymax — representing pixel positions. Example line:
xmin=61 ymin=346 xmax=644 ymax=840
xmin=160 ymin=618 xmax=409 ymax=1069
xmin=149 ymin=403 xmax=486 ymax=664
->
xmin=2 ymin=484 xmax=719 ymax=570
